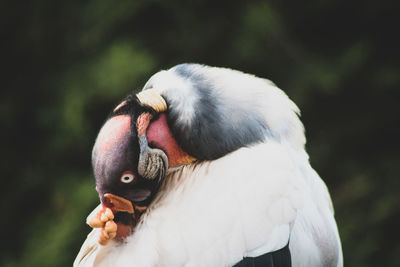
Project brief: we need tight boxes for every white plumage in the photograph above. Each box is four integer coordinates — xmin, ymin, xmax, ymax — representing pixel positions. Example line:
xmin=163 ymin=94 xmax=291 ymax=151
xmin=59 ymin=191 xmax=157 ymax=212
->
xmin=75 ymin=64 xmax=343 ymax=267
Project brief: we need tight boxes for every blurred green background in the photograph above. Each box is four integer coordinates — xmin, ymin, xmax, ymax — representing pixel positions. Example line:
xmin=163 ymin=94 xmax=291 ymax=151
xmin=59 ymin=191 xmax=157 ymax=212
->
xmin=1 ymin=0 xmax=399 ymax=266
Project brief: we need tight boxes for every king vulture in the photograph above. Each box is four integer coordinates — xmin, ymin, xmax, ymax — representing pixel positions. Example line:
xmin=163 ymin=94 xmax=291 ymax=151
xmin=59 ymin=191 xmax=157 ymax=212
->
xmin=74 ymin=63 xmax=343 ymax=267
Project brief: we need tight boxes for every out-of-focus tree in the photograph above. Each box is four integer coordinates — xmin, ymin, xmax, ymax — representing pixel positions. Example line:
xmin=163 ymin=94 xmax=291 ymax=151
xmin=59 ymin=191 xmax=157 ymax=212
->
xmin=1 ymin=0 xmax=398 ymax=266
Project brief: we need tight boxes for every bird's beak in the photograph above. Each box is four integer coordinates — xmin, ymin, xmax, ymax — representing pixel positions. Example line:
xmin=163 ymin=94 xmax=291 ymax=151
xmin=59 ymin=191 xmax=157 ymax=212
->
xmin=102 ymin=193 xmax=148 ymax=214
xmin=102 ymin=193 xmax=134 ymax=214
xmin=96 ymin=193 xmax=148 ymax=243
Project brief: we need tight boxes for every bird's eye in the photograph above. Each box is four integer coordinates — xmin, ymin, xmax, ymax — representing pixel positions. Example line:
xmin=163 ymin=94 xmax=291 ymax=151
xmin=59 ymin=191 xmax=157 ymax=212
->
xmin=120 ymin=171 xmax=135 ymax=184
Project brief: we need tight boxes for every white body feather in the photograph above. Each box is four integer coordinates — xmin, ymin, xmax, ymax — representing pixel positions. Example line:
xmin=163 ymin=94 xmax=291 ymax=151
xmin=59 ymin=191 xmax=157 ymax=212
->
xmin=75 ymin=143 xmax=342 ymax=266
xmin=75 ymin=65 xmax=343 ymax=266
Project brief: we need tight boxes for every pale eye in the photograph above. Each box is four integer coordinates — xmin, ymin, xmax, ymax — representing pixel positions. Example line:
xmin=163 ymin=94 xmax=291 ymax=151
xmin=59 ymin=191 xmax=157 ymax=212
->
xmin=120 ymin=171 xmax=135 ymax=184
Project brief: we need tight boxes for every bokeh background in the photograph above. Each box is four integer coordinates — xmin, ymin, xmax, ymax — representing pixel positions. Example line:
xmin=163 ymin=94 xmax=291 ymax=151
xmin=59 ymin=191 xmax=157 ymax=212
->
xmin=2 ymin=0 xmax=399 ymax=266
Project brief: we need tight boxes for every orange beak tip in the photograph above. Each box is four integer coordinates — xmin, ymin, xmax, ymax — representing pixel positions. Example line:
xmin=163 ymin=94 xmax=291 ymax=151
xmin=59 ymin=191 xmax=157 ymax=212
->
xmin=102 ymin=193 xmax=134 ymax=214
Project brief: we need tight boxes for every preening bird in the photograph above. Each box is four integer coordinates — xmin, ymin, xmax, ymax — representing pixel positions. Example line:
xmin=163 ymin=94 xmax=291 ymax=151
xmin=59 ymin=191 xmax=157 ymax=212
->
xmin=74 ymin=64 xmax=343 ymax=267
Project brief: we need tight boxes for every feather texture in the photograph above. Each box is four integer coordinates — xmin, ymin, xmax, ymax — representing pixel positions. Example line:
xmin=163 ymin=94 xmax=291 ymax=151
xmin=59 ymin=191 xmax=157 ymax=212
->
xmin=142 ymin=64 xmax=305 ymax=160
xmin=75 ymin=142 xmax=342 ymax=266
xmin=75 ymin=64 xmax=342 ymax=266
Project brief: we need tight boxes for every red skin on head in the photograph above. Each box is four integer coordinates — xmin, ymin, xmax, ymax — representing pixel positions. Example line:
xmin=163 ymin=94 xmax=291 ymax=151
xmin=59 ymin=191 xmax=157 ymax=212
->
xmin=96 ymin=111 xmax=195 ymax=168
xmin=96 ymin=115 xmax=131 ymax=154
xmin=93 ymin=112 xmax=195 ymax=243
xmin=146 ymin=114 xmax=195 ymax=167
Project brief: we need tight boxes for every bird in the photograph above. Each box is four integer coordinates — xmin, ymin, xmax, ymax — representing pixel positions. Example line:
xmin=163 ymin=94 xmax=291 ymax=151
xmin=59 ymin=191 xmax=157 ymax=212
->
xmin=74 ymin=63 xmax=343 ymax=267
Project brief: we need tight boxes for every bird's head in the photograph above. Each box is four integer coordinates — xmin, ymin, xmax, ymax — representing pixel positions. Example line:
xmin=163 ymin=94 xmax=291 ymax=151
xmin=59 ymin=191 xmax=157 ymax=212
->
xmin=91 ymin=95 xmax=195 ymax=239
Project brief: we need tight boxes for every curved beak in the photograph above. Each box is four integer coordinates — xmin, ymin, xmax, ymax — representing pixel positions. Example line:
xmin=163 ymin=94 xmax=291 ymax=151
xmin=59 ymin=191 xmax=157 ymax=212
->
xmin=102 ymin=193 xmax=149 ymax=214
xmin=102 ymin=193 xmax=134 ymax=214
